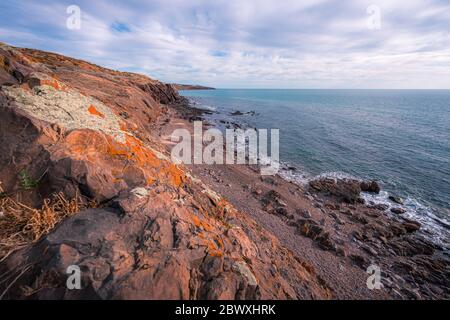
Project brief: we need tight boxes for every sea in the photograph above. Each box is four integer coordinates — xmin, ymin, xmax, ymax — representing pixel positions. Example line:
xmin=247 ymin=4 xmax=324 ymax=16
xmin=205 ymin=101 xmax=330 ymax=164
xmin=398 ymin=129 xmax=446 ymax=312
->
xmin=180 ymin=89 xmax=450 ymax=249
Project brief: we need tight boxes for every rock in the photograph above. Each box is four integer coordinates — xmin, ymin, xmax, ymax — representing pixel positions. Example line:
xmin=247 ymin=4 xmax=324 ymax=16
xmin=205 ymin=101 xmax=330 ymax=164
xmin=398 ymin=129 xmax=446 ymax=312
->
xmin=253 ymin=188 xmax=263 ymax=195
xmin=340 ymin=209 xmax=353 ymax=216
xmin=402 ymin=220 xmax=421 ymax=233
xmin=360 ymin=180 xmax=380 ymax=194
xmin=390 ymin=207 xmax=406 ymax=214
xmin=362 ymin=245 xmax=378 ymax=256
xmin=274 ymin=207 xmax=289 ymax=216
xmin=130 ymin=187 xmax=148 ymax=199
xmin=336 ymin=247 xmax=347 ymax=257
xmin=352 ymin=230 xmax=364 ymax=241
xmin=261 ymin=177 xmax=277 ymax=185
xmin=232 ymin=261 xmax=258 ymax=287
xmin=296 ymin=218 xmax=335 ymax=252
xmin=370 ymin=203 xmax=389 ymax=211
xmin=349 ymin=254 xmax=369 ymax=269
xmin=389 ymin=195 xmax=405 ymax=205
xmin=350 ymin=213 xmax=368 ymax=224
xmin=0 ymin=43 xmax=332 ymax=300
xmin=309 ymin=178 xmax=361 ymax=203
xmin=261 ymin=190 xmax=287 ymax=214
xmin=297 ymin=209 xmax=312 ymax=219
xmin=324 ymin=202 xmax=340 ymax=210
xmin=230 ymin=111 xmax=244 ymax=116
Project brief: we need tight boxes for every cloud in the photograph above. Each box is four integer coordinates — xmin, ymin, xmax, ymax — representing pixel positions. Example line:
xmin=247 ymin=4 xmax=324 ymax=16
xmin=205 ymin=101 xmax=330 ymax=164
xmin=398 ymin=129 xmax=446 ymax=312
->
xmin=0 ymin=0 xmax=449 ymax=88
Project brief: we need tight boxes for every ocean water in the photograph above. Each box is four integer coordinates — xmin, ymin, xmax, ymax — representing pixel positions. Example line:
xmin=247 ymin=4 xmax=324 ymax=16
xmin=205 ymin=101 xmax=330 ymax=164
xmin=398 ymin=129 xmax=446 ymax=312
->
xmin=180 ymin=89 xmax=450 ymax=247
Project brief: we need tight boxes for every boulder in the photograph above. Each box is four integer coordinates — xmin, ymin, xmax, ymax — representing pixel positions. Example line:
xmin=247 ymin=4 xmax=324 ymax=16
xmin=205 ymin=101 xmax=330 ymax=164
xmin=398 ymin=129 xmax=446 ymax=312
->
xmin=389 ymin=195 xmax=405 ymax=205
xmin=360 ymin=180 xmax=381 ymax=194
xmin=391 ymin=207 xmax=407 ymax=215
xmin=309 ymin=178 xmax=361 ymax=203
xmin=403 ymin=220 xmax=421 ymax=233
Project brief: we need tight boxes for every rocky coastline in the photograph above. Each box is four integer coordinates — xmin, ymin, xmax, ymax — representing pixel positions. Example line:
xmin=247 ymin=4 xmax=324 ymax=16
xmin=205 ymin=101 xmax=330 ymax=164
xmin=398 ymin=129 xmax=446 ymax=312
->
xmin=0 ymin=42 xmax=448 ymax=300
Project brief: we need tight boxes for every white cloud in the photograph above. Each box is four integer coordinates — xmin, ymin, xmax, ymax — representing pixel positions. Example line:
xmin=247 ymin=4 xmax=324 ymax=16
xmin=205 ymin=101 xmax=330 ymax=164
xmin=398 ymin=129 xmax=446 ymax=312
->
xmin=0 ymin=0 xmax=449 ymax=88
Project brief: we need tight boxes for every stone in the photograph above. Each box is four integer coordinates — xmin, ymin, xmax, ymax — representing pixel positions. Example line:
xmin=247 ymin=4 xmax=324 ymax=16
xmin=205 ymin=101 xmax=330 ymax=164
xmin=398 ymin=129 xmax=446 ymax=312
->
xmin=390 ymin=207 xmax=406 ymax=214
xmin=389 ymin=195 xmax=405 ymax=205
xmin=309 ymin=178 xmax=362 ymax=203
xmin=370 ymin=203 xmax=389 ymax=211
xmin=360 ymin=180 xmax=380 ymax=194
xmin=403 ymin=221 xmax=421 ymax=233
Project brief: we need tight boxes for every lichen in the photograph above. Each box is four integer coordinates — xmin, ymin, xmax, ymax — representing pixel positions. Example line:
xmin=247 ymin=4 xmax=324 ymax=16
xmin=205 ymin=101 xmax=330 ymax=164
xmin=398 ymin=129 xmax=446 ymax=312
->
xmin=2 ymin=84 xmax=126 ymax=143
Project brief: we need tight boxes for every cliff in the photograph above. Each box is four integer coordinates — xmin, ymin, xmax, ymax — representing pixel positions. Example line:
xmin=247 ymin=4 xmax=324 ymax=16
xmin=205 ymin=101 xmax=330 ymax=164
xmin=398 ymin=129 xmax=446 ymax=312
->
xmin=0 ymin=42 xmax=330 ymax=299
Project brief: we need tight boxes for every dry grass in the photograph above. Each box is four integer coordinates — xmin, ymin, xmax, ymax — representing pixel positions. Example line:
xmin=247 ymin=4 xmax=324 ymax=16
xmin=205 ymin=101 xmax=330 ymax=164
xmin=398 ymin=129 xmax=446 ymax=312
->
xmin=0 ymin=183 xmax=94 ymax=261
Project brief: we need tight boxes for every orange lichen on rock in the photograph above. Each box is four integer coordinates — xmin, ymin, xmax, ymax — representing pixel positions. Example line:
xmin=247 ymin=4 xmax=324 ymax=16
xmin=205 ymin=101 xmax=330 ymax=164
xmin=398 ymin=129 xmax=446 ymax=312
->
xmin=191 ymin=214 xmax=213 ymax=232
xmin=196 ymin=231 xmax=224 ymax=257
xmin=63 ymin=130 xmax=109 ymax=157
xmin=119 ymin=122 xmax=128 ymax=132
xmin=88 ymin=105 xmax=105 ymax=118
xmin=104 ymin=133 xmax=184 ymax=187
xmin=40 ymin=79 xmax=62 ymax=90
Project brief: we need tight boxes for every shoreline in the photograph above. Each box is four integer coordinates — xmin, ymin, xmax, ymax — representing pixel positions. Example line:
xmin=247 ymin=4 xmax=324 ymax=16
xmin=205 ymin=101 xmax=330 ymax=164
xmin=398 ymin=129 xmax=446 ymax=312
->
xmin=182 ymin=95 xmax=450 ymax=250
xmin=159 ymin=99 xmax=450 ymax=299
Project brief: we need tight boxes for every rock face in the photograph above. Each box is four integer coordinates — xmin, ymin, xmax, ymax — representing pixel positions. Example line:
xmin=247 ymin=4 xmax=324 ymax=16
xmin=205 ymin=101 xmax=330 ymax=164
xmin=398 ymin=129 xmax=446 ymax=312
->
xmin=0 ymin=43 xmax=331 ymax=300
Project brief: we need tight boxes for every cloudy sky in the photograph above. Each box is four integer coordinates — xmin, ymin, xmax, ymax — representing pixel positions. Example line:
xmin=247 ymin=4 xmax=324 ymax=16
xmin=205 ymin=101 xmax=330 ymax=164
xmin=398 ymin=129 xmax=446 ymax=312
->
xmin=0 ymin=0 xmax=449 ymax=88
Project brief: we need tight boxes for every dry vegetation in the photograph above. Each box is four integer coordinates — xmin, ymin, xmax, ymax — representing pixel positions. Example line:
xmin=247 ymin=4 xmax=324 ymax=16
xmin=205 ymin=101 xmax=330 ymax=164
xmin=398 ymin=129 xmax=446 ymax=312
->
xmin=0 ymin=182 xmax=93 ymax=261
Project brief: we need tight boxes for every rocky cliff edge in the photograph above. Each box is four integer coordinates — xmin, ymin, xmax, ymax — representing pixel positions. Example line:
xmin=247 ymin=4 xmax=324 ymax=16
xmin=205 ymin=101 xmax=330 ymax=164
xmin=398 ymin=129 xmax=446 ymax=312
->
xmin=0 ymin=42 xmax=331 ymax=299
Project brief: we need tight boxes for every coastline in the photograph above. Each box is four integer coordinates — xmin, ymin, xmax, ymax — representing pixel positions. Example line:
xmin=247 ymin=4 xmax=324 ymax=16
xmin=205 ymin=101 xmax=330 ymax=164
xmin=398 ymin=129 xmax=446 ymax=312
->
xmin=180 ymin=93 xmax=450 ymax=249
xmin=160 ymin=99 xmax=450 ymax=299
xmin=0 ymin=42 xmax=447 ymax=300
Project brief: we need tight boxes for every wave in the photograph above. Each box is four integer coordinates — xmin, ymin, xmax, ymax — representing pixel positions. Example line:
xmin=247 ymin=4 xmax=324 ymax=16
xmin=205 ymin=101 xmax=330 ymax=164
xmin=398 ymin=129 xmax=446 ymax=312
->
xmin=280 ymin=165 xmax=449 ymax=251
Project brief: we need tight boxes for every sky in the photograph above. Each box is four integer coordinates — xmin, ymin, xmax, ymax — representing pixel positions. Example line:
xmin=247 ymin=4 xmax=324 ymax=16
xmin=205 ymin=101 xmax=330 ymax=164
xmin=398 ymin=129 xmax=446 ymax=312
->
xmin=0 ymin=0 xmax=449 ymax=89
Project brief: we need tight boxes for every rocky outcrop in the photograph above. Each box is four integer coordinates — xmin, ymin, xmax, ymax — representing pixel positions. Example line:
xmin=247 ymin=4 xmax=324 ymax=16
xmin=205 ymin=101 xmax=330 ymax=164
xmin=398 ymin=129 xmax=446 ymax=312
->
xmin=309 ymin=178 xmax=380 ymax=203
xmin=0 ymin=43 xmax=331 ymax=300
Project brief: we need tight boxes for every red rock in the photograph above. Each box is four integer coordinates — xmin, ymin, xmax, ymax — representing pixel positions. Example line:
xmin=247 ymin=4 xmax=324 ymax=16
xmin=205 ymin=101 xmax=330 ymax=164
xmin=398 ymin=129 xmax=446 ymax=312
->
xmin=0 ymin=43 xmax=331 ymax=300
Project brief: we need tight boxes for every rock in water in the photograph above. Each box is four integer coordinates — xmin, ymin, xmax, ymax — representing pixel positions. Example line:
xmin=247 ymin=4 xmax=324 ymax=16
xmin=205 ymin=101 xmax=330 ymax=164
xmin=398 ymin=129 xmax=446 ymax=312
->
xmin=309 ymin=178 xmax=361 ymax=203
xmin=389 ymin=195 xmax=405 ymax=205
xmin=360 ymin=180 xmax=381 ymax=194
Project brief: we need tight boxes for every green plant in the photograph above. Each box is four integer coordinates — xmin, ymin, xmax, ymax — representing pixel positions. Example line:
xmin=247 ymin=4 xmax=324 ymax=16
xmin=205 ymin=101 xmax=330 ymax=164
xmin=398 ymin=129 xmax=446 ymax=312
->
xmin=18 ymin=170 xmax=39 ymax=190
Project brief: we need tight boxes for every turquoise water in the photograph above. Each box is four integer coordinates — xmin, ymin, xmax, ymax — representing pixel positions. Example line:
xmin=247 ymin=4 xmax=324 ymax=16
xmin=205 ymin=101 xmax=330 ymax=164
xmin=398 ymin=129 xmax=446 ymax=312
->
xmin=181 ymin=89 xmax=450 ymax=246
